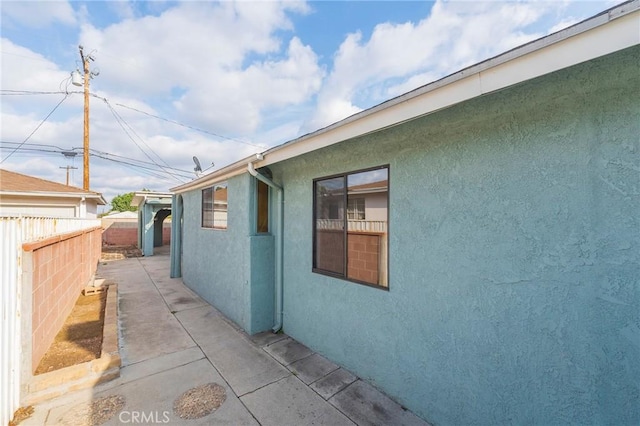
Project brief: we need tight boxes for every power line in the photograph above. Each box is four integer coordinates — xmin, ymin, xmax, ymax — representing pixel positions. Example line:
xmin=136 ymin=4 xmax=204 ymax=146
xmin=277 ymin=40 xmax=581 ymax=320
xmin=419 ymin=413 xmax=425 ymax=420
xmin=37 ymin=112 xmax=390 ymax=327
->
xmin=1 ymin=89 xmax=266 ymax=150
xmin=88 ymin=148 xmax=192 ymax=177
xmin=0 ymin=141 xmax=67 ymax=151
xmin=0 ymin=94 xmax=70 ymax=164
xmin=0 ymin=50 xmax=57 ymax=64
xmin=0 ymin=142 xmax=192 ymax=181
xmin=0 ymin=141 xmax=193 ymax=178
xmin=90 ymin=152 xmax=184 ymax=181
xmin=103 ymin=99 xmax=174 ymax=171
xmin=0 ymin=90 xmax=75 ymax=96
xmin=102 ymin=99 xmax=187 ymax=183
xmin=113 ymin=101 xmax=267 ymax=149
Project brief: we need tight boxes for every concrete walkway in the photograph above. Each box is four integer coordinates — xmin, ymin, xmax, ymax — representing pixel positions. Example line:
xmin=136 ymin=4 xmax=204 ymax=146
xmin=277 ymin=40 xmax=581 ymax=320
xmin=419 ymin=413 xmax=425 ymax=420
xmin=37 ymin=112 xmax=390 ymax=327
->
xmin=26 ymin=248 xmax=429 ymax=425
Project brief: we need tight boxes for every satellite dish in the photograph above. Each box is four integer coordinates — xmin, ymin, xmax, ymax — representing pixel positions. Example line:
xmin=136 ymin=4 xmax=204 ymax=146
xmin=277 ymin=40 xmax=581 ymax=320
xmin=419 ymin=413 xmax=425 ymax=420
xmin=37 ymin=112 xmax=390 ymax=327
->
xmin=193 ymin=156 xmax=202 ymax=175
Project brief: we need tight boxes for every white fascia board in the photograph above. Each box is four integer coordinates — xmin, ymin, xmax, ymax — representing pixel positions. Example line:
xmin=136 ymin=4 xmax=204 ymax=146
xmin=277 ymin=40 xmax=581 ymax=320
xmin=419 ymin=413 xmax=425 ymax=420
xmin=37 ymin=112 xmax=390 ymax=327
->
xmin=0 ymin=191 xmax=105 ymax=202
xmin=171 ymin=158 xmax=258 ymax=194
xmin=171 ymin=2 xmax=639 ymax=194
xmin=131 ymin=191 xmax=173 ymax=207
xmin=262 ymin=7 xmax=639 ymax=166
xmin=480 ymin=10 xmax=640 ymax=93
xmin=0 ymin=200 xmax=80 ymax=208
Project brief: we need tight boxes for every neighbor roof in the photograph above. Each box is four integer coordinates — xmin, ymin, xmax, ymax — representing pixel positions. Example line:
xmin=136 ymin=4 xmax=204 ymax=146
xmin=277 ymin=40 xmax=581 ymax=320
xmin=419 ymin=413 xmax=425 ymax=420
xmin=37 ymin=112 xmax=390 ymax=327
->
xmin=0 ymin=169 xmax=107 ymax=204
xmin=131 ymin=191 xmax=173 ymax=208
xmin=172 ymin=0 xmax=639 ymax=194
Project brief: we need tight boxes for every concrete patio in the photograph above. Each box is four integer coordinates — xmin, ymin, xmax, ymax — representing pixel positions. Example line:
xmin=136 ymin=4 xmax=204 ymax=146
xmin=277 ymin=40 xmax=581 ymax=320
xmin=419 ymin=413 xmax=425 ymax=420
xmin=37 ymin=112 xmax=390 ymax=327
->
xmin=25 ymin=246 xmax=429 ymax=425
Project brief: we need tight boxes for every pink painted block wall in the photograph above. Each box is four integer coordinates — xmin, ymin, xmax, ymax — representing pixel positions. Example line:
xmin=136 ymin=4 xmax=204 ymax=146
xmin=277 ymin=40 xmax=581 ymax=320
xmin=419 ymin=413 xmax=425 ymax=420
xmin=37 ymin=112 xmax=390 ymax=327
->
xmin=102 ymin=222 xmax=171 ymax=246
xmin=102 ymin=227 xmax=138 ymax=246
xmin=25 ymin=227 xmax=102 ymax=371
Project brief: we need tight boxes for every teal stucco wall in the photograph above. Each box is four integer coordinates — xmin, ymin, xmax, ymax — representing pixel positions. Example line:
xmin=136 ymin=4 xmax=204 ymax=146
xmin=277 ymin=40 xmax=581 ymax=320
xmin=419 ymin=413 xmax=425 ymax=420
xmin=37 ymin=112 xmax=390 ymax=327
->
xmin=181 ymin=173 xmax=275 ymax=334
xmin=268 ymin=46 xmax=639 ymax=424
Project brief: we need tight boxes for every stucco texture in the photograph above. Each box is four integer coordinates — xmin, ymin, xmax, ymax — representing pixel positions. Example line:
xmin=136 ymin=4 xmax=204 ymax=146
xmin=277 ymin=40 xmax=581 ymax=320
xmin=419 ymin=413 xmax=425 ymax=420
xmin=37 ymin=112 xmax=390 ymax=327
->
xmin=181 ymin=174 xmax=275 ymax=334
xmin=181 ymin=174 xmax=250 ymax=328
xmin=268 ymin=46 xmax=639 ymax=425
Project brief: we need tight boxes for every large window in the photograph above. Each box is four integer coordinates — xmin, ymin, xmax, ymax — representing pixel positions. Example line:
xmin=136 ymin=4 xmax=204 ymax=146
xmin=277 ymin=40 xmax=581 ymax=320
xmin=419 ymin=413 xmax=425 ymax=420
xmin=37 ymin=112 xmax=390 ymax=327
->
xmin=313 ymin=166 xmax=389 ymax=288
xmin=202 ymin=182 xmax=228 ymax=229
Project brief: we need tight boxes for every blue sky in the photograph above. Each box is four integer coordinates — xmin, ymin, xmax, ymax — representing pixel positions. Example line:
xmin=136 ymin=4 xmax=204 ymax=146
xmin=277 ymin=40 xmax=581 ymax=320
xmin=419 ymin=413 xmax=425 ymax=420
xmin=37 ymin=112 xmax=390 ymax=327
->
xmin=0 ymin=0 xmax=616 ymax=207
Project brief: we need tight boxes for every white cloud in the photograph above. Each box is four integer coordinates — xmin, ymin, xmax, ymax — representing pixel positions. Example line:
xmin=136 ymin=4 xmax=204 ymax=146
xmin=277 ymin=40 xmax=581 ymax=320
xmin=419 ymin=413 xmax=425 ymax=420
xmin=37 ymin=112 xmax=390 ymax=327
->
xmin=1 ymin=0 xmax=614 ymax=205
xmin=1 ymin=1 xmax=77 ymax=28
xmin=174 ymin=36 xmax=324 ymax=134
xmin=305 ymin=0 xmax=576 ymax=131
xmin=75 ymin=1 xmax=322 ymax=136
xmin=0 ymin=39 xmax=72 ymax=97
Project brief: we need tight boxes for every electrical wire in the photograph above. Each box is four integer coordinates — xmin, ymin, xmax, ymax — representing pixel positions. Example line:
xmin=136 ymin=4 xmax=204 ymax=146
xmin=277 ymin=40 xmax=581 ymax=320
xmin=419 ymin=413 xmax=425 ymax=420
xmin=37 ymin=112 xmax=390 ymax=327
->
xmin=1 ymin=89 xmax=265 ymax=150
xmin=101 ymin=99 xmax=187 ymax=184
xmin=0 ymin=143 xmax=190 ymax=181
xmin=0 ymin=141 xmax=194 ymax=177
xmin=0 ymin=90 xmax=75 ymax=96
xmin=112 ymin=102 xmax=267 ymax=149
xmin=90 ymin=152 xmax=182 ymax=181
xmin=88 ymin=148 xmax=192 ymax=177
xmin=103 ymin=99 xmax=175 ymax=171
xmin=0 ymin=94 xmax=70 ymax=164
xmin=0 ymin=141 xmax=67 ymax=150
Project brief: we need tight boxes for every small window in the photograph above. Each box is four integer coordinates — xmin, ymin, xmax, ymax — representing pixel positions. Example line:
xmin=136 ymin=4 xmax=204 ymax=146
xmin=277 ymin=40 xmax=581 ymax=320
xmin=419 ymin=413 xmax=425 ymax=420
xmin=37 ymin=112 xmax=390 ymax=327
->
xmin=257 ymin=180 xmax=269 ymax=233
xmin=202 ymin=187 xmax=214 ymax=228
xmin=347 ymin=198 xmax=365 ymax=220
xmin=202 ymin=182 xmax=228 ymax=229
xmin=313 ymin=166 xmax=388 ymax=288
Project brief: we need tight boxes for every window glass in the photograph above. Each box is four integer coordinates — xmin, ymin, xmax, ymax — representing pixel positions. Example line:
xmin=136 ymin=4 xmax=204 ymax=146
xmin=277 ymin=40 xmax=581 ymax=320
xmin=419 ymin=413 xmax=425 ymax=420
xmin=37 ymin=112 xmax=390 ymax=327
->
xmin=313 ymin=166 xmax=388 ymax=288
xmin=257 ymin=180 xmax=269 ymax=233
xmin=314 ymin=176 xmax=345 ymax=275
xmin=202 ymin=183 xmax=228 ymax=229
xmin=347 ymin=198 xmax=365 ymax=220
xmin=202 ymin=187 xmax=213 ymax=228
xmin=213 ymin=183 xmax=228 ymax=229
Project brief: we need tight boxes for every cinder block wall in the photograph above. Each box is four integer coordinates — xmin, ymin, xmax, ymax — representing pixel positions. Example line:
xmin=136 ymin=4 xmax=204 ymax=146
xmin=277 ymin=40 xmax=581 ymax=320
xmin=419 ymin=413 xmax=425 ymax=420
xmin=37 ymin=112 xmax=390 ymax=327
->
xmin=102 ymin=221 xmax=171 ymax=246
xmin=347 ymin=233 xmax=381 ymax=283
xmin=23 ymin=227 xmax=102 ymax=371
xmin=102 ymin=221 xmax=137 ymax=246
xmin=162 ymin=226 xmax=171 ymax=244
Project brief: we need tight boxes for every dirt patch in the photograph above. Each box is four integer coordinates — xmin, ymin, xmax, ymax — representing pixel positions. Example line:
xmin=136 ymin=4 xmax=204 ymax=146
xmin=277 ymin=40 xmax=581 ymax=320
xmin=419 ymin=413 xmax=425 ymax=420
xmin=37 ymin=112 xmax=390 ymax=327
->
xmin=35 ymin=290 xmax=107 ymax=375
xmin=101 ymin=245 xmax=142 ymax=261
xmin=9 ymin=406 xmax=33 ymax=426
xmin=173 ymin=383 xmax=227 ymax=419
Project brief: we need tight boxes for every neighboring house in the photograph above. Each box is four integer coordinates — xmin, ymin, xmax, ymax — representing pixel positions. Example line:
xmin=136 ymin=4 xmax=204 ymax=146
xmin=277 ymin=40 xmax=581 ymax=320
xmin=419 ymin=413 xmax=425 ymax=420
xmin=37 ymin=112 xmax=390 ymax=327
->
xmin=0 ymin=169 xmax=106 ymax=218
xmin=131 ymin=191 xmax=172 ymax=256
xmin=170 ymin=4 xmax=639 ymax=425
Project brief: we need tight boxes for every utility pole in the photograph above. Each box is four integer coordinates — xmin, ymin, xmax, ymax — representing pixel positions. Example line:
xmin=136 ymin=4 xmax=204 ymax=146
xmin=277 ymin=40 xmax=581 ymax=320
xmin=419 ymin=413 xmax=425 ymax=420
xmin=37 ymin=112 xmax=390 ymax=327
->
xmin=80 ymin=46 xmax=90 ymax=190
xmin=59 ymin=165 xmax=78 ymax=186
xmin=71 ymin=46 xmax=97 ymax=190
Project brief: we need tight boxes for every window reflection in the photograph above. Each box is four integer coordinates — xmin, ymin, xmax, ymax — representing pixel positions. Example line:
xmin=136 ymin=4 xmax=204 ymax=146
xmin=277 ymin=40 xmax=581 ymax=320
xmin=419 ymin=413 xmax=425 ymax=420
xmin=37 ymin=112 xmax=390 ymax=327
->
xmin=313 ymin=167 xmax=388 ymax=288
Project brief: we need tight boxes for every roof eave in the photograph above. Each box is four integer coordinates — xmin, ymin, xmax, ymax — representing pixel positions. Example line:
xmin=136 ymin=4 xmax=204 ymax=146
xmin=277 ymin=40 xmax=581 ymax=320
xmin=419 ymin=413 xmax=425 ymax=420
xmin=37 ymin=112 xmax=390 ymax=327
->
xmin=1 ymin=190 xmax=107 ymax=204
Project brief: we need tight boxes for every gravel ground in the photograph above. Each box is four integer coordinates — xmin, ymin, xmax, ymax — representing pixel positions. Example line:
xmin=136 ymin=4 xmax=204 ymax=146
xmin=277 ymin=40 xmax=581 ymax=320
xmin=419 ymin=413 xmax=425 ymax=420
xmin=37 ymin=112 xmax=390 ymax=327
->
xmin=173 ymin=383 xmax=227 ymax=420
xmin=56 ymin=395 xmax=126 ymax=426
